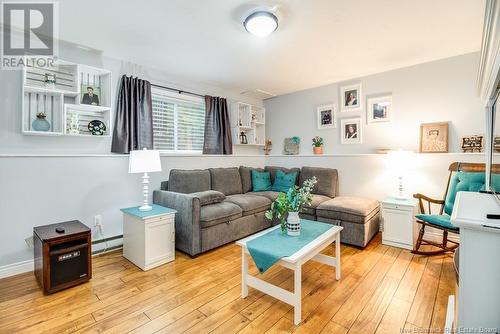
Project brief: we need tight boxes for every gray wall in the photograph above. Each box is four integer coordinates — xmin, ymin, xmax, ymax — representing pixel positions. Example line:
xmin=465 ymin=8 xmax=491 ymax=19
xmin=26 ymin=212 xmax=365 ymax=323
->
xmin=264 ymin=53 xmax=483 ymax=154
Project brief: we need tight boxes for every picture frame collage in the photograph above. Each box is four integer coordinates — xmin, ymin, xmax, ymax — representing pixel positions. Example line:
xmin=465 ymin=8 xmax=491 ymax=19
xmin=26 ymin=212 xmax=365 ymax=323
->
xmin=316 ymin=82 xmax=392 ymax=145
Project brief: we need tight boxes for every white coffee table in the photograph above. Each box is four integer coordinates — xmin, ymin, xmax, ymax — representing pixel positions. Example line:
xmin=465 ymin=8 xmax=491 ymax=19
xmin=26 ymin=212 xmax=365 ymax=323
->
xmin=236 ymin=224 xmax=343 ymax=325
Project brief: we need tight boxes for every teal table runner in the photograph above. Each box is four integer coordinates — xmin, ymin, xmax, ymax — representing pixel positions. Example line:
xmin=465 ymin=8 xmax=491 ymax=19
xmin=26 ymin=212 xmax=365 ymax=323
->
xmin=247 ymin=220 xmax=333 ymax=273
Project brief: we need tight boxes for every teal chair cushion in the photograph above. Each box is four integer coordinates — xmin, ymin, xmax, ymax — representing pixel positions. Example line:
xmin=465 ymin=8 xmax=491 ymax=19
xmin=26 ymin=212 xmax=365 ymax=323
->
xmin=444 ymin=171 xmax=486 ymax=215
xmin=415 ymin=214 xmax=459 ymax=231
xmin=271 ymin=170 xmax=298 ymax=192
xmin=251 ymin=170 xmax=272 ymax=192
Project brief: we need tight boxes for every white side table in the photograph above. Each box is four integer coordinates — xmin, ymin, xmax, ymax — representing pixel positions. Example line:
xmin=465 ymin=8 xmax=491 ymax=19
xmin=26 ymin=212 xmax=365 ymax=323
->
xmin=121 ymin=204 xmax=176 ymax=271
xmin=380 ymin=197 xmax=418 ymax=250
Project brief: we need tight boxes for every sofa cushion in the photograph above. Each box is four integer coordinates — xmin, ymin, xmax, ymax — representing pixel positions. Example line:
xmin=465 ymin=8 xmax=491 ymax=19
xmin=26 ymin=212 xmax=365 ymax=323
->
xmin=191 ymin=190 xmax=226 ymax=206
xmin=168 ymin=169 xmax=211 ymax=194
xmin=209 ymin=167 xmax=243 ymax=196
xmin=299 ymin=167 xmax=338 ymax=198
xmin=316 ymin=196 xmax=379 ymax=224
xmin=199 ymin=202 xmax=242 ymax=228
xmin=239 ymin=166 xmax=265 ymax=193
xmin=271 ymin=170 xmax=298 ymax=192
xmin=248 ymin=191 xmax=280 ymax=201
xmin=302 ymin=194 xmax=332 ymax=215
xmin=252 ymin=170 xmax=272 ymax=192
xmin=225 ymin=194 xmax=271 ymax=216
xmin=265 ymin=166 xmax=301 ymax=184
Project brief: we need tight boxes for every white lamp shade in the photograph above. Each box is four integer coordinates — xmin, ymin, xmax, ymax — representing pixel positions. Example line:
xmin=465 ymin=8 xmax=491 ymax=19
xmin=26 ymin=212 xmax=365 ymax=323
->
xmin=128 ymin=149 xmax=162 ymax=174
xmin=386 ymin=150 xmax=415 ymax=173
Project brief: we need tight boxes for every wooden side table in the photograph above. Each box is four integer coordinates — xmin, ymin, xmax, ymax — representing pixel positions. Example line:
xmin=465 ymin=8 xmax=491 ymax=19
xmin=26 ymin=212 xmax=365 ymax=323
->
xmin=121 ymin=204 xmax=176 ymax=271
xmin=380 ymin=197 xmax=418 ymax=250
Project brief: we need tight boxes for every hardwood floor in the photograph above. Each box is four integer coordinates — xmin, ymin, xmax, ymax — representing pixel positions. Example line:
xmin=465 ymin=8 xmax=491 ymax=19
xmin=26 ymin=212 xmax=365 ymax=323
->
xmin=0 ymin=233 xmax=457 ymax=334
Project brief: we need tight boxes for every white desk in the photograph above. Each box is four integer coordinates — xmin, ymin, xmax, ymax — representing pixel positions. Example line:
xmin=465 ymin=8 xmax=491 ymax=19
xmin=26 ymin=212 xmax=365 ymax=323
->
xmin=451 ymin=191 xmax=500 ymax=332
xmin=236 ymin=224 xmax=343 ymax=325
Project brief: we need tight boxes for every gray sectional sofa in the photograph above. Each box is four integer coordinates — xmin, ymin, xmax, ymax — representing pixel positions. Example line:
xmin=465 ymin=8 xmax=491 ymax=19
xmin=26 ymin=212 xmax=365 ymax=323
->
xmin=153 ymin=166 xmax=379 ymax=257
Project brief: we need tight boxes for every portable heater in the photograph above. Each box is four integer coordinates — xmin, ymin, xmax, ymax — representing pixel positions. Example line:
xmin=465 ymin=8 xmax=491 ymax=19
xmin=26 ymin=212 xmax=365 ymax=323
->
xmin=34 ymin=220 xmax=91 ymax=294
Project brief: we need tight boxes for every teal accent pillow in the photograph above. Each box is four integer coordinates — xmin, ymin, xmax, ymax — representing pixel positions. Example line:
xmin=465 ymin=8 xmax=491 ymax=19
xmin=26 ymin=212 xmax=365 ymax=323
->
xmin=252 ymin=170 xmax=272 ymax=192
xmin=271 ymin=170 xmax=298 ymax=192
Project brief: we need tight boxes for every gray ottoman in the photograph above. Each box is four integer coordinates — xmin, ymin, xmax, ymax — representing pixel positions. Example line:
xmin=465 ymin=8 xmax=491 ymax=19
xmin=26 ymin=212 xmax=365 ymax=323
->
xmin=316 ymin=196 xmax=380 ymax=248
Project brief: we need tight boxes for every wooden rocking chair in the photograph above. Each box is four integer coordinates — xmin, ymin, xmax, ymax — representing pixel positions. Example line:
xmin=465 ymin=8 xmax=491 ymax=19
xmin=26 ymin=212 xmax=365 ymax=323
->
xmin=412 ymin=162 xmax=495 ymax=256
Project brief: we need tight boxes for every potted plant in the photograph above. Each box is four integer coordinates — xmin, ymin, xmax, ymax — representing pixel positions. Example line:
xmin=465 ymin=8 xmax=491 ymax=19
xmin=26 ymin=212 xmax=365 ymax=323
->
xmin=312 ymin=136 xmax=324 ymax=154
xmin=265 ymin=177 xmax=317 ymax=236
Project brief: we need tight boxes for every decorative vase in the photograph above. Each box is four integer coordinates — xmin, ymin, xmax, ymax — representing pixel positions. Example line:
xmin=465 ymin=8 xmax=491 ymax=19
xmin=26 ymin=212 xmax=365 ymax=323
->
xmin=32 ymin=114 xmax=50 ymax=131
xmin=313 ymin=146 xmax=323 ymax=154
xmin=69 ymin=113 xmax=80 ymax=135
xmin=287 ymin=211 xmax=301 ymax=236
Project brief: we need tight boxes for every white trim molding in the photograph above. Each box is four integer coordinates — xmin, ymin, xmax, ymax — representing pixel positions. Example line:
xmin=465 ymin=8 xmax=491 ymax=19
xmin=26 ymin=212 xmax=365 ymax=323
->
xmin=477 ymin=0 xmax=500 ymax=103
xmin=0 ymin=260 xmax=34 ymax=279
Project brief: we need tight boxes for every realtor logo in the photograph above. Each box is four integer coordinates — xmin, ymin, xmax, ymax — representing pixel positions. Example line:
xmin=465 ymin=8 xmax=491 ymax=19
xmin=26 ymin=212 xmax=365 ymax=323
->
xmin=1 ymin=1 xmax=58 ymax=69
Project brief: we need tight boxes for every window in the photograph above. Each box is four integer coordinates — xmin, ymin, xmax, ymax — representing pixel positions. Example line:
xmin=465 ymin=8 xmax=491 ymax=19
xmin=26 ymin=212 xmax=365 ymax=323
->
xmin=152 ymin=88 xmax=205 ymax=153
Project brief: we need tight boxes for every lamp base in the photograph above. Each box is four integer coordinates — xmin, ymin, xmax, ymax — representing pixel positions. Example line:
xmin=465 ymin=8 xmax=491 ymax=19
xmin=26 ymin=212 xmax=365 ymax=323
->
xmin=394 ymin=195 xmax=410 ymax=200
xmin=139 ymin=204 xmax=152 ymax=212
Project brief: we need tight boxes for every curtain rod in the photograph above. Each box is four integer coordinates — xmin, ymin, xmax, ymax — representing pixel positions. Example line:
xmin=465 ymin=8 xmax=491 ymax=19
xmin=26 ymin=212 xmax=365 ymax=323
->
xmin=150 ymin=83 xmax=205 ymax=98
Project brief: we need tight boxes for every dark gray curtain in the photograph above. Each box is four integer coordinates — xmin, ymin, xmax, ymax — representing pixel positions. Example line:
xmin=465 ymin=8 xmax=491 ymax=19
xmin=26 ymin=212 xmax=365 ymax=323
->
xmin=203 ymin=95 xmax=233 ymax=154
xmin=111 ymin=75 xmax=153 ymax=154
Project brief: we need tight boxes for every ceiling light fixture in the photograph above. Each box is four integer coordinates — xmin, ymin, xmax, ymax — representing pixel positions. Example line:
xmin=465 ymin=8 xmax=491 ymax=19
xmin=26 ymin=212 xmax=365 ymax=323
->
xmin=244 ymin=11 xmax=278 ymax=37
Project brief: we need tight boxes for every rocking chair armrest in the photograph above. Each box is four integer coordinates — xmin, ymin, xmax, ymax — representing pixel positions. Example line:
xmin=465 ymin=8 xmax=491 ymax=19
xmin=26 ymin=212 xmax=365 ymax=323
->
xmin=413 ymin=193 xmax=445 ymax=205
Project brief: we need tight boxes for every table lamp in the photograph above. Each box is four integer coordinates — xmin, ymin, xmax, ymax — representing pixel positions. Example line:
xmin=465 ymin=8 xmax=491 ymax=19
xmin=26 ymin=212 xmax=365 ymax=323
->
xmin=128 ymin=148 xmax=162 ymax=211
xmin=386 ymin=149 xmax=415 ymax=199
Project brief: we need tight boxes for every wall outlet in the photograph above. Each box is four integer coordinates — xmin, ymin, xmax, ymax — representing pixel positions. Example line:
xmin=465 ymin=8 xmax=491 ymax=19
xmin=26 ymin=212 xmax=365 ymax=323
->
xmin=94 ymin=214 xmax=103 ymax=227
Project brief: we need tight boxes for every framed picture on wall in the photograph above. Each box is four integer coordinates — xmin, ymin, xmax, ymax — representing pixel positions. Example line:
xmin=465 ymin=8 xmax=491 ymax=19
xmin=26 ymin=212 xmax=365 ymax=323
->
xmin=341 ymin=118 xmax=362 ymax=144
xmin=420 ymin=122 xmax=449 ymax=153
xmin=317 ymin=104 xmax=336 ymax=129
xmin=340 ymin=83 xmax=362 ymax=112
xmin=366 ymin=94 xmax=392 ymax=123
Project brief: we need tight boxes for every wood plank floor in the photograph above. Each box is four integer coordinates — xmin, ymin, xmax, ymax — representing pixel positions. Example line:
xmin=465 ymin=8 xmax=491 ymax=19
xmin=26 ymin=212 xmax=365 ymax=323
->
xmin=0 ymin=233 xmax=457 ymax=334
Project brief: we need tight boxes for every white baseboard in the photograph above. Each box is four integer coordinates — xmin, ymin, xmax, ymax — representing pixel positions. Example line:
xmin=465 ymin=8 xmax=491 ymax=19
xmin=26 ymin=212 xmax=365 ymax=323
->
xmin=0 ymin=260 xmax=34 ymax=279
xmin=0 ymin=237 xmax=124 ymax=279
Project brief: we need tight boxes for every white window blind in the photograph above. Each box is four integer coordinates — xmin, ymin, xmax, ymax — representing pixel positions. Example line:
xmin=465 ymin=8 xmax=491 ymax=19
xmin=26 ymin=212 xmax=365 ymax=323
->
xmin=152 ymin=89 xmax=205 ymax=152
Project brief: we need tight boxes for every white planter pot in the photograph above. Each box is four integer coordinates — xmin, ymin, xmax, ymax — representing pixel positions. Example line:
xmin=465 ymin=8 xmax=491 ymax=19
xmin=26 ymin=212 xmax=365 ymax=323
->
xmin=287 ymin=211 xmax=301 ymax=236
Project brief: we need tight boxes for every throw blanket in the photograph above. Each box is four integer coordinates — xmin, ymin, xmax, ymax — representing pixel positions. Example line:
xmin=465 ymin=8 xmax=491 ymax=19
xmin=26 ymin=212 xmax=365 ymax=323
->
xmin=247 ymin=220 xmax=333 ymax=273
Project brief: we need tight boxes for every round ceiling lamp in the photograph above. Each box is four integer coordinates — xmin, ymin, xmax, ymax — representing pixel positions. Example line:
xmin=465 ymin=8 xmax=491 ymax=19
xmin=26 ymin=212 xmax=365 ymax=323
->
xmin=244 ymin=11 xmax=278 ymax=37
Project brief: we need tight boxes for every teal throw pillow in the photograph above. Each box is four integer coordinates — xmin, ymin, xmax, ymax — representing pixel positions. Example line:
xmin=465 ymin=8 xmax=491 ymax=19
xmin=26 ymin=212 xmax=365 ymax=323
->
xmin=252 ymin=170 xmax=272 ymax=192
xmin=272 ymin=170 xmax=298 ymax=192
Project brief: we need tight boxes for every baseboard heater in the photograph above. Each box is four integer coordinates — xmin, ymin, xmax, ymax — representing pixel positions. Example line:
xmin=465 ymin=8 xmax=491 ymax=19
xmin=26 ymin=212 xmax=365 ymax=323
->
xmin=91 ymin=234 xmax=123 ymax=255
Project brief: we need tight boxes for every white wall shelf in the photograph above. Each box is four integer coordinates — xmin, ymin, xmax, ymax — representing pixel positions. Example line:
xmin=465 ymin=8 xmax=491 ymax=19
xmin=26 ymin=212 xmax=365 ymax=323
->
xmin=230 ymin=102 xmax=266 ymax=146
xmin=63 ymin=104 xmax=111 ymax=137
xmin=21 ymin=59 xmax=112 ymax=138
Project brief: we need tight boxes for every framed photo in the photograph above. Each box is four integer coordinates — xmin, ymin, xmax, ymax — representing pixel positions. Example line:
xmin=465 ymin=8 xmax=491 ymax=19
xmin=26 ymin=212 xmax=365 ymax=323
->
xmin=317 ymin=104 xmax=336 ymax=129
xmin=341 ymin=118 xmax=362 ymax=144
xmin=340 ymin=83 xmax=362 ymax=112
xmin=284 ymin=137 xmax=300 ymax=155
xmin=81 ymin=85 xmax=100 ymax=106
xmin=461 ymin=135 xmax=483 ymax=153
xmin=420 ymin=122 xmax=449 ymax=153
xmin=366 ymin=94 xmax=392 ymax=123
